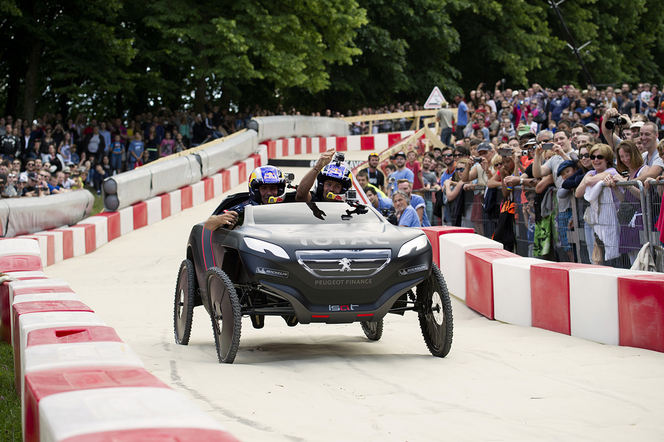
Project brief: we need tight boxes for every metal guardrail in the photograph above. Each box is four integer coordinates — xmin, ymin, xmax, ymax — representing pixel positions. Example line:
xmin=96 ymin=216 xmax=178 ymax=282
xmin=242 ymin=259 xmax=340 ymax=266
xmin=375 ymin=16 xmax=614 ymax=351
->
xmin=425 ymin=178 xmax=660 ymax=270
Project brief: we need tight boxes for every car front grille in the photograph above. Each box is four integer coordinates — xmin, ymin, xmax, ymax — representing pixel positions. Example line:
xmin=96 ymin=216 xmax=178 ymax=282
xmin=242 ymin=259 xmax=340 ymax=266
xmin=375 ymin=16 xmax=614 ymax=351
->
xmin=296 ymin=249 xmax=391 ymax=278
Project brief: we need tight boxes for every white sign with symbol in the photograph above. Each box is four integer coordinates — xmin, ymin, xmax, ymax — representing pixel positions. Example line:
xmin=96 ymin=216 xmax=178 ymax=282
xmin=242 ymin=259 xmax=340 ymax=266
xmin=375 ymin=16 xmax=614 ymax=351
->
xmin=424 ymin=87 xmax=446 ymax=109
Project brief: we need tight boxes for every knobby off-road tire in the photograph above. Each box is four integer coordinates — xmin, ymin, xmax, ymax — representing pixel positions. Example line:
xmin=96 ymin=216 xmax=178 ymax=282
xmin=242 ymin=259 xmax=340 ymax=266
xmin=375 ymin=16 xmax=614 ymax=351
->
xmin=417 ymin=263 xmax=453 ymax=357
xmin=174 ymin=259 xmax=196 ymax=345
xmin=206 ymin=267 xmax=242 ymax=364
xmin=360 ymin=319 xmax=384 ymax=341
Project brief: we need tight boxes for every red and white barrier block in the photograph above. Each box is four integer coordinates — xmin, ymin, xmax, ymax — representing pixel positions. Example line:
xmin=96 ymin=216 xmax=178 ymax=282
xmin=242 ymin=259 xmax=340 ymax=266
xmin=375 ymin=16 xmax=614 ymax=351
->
xmin=0 ymin=272 xmax=48 ymax=344
xmin=438 ymin=233 xmax=503 ymax=301
xmin=13 ymin=301 xmax=98 ymax=395
xmin=569 ymin=267 xmax=650 ymax=346
xmin=24 ymin=367 xmax=169 ymax=442
xmin=5 ymin=279 xmax=75 ymax=344
xmin=617 ymin=273 xmax=664 ymax=353
xmin=420 ymin=226 xmax=474 ymax=269
xmin=530 ymin=262 xmax=600 ymax=335
xmin=464 ymin=249 xmax=519 ymax=319
xmin=38 ymin=387 xmax=237 ymax=442
xmin=0 ymin=237 xmax=43 ymax=271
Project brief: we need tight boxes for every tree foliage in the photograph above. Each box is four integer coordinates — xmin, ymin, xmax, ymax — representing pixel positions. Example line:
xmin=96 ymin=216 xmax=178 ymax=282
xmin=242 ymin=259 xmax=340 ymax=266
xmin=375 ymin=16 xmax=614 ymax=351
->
xmin=1 ymin=0 xmax=664 ymax=120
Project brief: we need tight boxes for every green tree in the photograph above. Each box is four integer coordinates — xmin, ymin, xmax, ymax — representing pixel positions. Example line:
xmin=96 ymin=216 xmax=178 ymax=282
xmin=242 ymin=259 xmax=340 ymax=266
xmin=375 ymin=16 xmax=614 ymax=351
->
xmin=144 ymin=0 xmax=366 ymax=113
xmin=284 ymin=0 xmax=465 ymax=113
xmin=2 ymin=0 xmax=136 ymax=121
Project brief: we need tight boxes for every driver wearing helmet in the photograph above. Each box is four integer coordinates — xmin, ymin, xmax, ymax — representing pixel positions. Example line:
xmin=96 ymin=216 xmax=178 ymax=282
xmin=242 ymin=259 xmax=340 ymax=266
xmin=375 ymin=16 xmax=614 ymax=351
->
xmin=295 ymin=148 xmax=352 ymax=202
xmin=204 ymin=165 xmax=286 ymax=231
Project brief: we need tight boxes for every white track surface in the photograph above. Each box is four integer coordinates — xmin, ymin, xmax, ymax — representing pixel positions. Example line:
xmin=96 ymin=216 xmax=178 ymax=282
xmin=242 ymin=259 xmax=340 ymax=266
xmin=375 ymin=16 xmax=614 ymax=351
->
xmin=45 ymin=152 xmax=664 ymax=441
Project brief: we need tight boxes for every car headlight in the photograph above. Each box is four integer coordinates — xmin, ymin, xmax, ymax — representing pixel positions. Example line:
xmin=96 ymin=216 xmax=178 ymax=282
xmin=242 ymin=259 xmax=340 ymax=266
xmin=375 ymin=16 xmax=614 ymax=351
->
xmin=244 ymin=238 xmax=289 ymax=259
xmin=397 ymin=234 xmax=429 ymax=258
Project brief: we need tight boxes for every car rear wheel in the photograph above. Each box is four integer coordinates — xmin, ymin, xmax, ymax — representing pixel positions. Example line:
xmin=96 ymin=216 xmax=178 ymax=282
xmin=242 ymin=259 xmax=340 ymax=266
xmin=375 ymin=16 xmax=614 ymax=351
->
xmin=174 ymin=259 xmax=196 ymax=345
xmin=417 ymin=263 xmax=453 ymax=358
xmin=360 ymin=319 xmax=384 ymax=341
xmin=206 ymin=267 xmax=242 ymax=363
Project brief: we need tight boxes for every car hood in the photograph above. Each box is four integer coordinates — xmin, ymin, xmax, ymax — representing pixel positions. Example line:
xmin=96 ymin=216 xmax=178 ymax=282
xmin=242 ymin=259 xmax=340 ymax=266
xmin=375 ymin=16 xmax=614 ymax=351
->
xmin=239 ymin=222 xmax=421 ymax=249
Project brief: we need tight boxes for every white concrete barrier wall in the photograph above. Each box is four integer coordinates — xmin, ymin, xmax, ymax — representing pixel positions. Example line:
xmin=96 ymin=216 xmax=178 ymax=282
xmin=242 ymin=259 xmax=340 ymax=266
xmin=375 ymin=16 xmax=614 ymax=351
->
xmin=201 ymin=130 xmax=257 ymax=178
xmin=1 ymin=191 xmax=94 ymax=239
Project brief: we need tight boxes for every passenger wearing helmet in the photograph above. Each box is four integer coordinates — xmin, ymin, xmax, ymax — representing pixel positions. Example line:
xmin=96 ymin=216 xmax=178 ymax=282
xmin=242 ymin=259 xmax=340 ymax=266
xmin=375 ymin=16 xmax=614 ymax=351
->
xmin=204 ymin=165 xmax=286 ymax=231
xmin=295 ymin=148 xmax=352 ymax=202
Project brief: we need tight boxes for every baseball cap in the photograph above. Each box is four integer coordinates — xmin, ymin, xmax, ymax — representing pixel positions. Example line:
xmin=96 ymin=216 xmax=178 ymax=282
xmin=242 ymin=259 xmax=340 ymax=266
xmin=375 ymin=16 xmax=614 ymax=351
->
xmin=631 ymin=121 xmax=644 ymax=129
xmin=585 ymin=123 xmax=600 ymax=134
xmin=62 ymin=166 xmax=71 ymax=173
xmin=477 ymin=142 xmax=492 ymax=152
xmin=394 ymin=151 xmax=407 ymax=159
xmin=28 ymin=172 xmax=39 ymax=181
xmin=524 ymin=138 xmax=537 ymax=147
xmin=19 ymin=175 xmax=28 ymax=183
xmin=556 ymin=160 xmax=577 ymax=177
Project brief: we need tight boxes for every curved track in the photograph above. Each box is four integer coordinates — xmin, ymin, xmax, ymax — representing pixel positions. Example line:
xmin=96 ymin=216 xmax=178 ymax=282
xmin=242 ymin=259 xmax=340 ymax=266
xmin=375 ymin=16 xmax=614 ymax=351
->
xmin=45 ymin=152 xmax=664 ymax=441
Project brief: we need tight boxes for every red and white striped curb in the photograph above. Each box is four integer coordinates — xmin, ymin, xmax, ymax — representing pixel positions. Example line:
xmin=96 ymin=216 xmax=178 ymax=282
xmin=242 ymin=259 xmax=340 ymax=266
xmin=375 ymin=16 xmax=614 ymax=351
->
xmin=0 ymin=238 xmax=239 ymax=442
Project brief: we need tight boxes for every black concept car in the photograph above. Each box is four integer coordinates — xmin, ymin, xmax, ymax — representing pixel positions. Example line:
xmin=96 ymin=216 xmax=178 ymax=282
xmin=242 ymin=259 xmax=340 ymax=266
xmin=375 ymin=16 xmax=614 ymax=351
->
xmin=173 ymin=191 xmax=453 ymax=363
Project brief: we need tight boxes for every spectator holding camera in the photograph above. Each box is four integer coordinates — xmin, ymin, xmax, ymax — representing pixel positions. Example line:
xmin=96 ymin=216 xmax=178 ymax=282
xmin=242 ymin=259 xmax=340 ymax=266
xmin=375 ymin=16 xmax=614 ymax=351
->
xmin=23 ymin=172 xmax=47 ymax=197
xmin=532 ymin=129 xmax=577 ymax=260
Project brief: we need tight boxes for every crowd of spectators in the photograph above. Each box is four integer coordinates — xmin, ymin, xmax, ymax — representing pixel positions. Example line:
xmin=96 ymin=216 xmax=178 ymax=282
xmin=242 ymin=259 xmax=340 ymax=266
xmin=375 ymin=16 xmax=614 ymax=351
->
xmin=385 ymin=81 xmax=664 ymax=268
xmin=0 ymin=98 xmax=432 ymax=199
xmin=0 ymin=106 xmax=256 ymax=197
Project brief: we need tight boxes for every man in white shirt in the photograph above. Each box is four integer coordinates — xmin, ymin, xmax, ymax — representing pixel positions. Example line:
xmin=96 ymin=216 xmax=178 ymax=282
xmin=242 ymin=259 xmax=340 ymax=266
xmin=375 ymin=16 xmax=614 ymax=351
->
xmin=637 ymin=122 xmax=663 ymax=181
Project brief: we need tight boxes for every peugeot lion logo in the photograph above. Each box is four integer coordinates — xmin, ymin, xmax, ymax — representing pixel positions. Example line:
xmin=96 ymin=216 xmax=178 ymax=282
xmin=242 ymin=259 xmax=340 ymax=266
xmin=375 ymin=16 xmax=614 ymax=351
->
xmin=338 ymin=258 xmax=352 ymax=272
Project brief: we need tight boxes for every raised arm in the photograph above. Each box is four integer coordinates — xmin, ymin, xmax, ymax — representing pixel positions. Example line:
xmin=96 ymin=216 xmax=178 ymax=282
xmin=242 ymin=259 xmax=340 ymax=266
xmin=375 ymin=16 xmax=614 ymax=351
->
xmin=295 ymin=148 xmax=335 ymax=202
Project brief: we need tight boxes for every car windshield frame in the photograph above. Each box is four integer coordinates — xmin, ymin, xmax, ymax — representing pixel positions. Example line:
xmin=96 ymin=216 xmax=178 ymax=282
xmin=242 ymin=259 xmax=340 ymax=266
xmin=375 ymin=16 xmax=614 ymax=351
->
xmin=246 ymin=202 xmax=385 ymax=225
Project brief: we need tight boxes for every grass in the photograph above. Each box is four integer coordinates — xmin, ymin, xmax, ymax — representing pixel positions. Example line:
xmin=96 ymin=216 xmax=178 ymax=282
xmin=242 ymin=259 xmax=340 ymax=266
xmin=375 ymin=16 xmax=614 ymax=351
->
xmin=0 ymin=342 xmax=21 ymax=442
xmin=90 ymin=187 xmax=104 ymax=216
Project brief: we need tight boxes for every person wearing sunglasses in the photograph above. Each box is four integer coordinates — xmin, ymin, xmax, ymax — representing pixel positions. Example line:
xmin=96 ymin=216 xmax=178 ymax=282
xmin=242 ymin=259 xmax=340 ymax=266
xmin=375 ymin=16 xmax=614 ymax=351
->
xmin=575 ymin=144 xmax=621 ymax=265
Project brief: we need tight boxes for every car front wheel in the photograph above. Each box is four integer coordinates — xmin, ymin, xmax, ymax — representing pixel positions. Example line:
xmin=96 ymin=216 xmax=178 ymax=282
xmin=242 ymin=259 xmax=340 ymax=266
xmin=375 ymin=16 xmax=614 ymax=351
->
xmin=206 ymin=267 xmax=242 ymax=363
xmin=417 ymin=263 xmax=453 ymax=358
xmin=174 ymin=259 xmax=196 ymax=345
